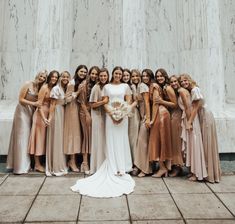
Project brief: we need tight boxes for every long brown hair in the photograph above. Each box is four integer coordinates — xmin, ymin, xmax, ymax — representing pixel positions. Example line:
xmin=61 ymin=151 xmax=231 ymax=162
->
xmin=73 ymin=65 xmax=88 ymax=91
xmin=155 ymin=68 xmax=170 ymax=86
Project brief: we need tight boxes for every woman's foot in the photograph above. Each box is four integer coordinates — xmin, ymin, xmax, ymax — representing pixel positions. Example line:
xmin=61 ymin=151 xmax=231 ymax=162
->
xmin=152 ymin=168 xmax=168 ymax=178
xmin=81 ymin=162 xmax=90 ymax=175
xmin=131 ymin=167 xmax=139 ymax=176
xmin=138 ymin=171 xmax=146 ymax=178
xmin=169 ymin=166 xmax=181 ymax=177
xmin=68 ymin=160 xmax=79 ymax=172
xmin=188 ymin=174 xmax=197 ymax=181
xmin=34 ymin=165 xmax=45 ymax=173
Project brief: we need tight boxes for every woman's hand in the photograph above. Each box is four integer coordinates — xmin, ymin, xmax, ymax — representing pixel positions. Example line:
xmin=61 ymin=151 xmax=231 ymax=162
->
xmin=33 ymin=101 xmax=42 ymax=108
xmin=103 ymin=97 xmax=109 ymax=104
xmin=85 ymin=114 xmax=92 ymax=126
xmin=145 ymin=118 xmax=151 ymax=129
xmin=112 ymin=117 xmax=123 ymax=125
xmin=186 ymin=121 xmax=193 ymax=130
xmin=153 ymin=96 xmax=163 ymax=105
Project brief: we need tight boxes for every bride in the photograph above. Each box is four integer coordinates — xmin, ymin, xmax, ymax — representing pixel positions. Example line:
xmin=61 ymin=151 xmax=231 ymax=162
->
xmin=71 ymin=66 xmax=135 ymax=198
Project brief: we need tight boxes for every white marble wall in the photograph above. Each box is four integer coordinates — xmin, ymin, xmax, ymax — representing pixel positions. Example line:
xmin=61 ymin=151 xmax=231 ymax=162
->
xmin=0 ymin=0 xmax=235 ymax=154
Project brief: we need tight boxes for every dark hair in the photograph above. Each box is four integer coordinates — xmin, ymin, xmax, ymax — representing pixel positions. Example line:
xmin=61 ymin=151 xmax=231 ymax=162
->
xmin=88 ymin=66 xmax=100 ymax=77
xmin=74 ymin=65 xmax=88 ymax=91
xmin=155 ymin=68 xmax=170 ymax=86
xmin=47 ymin=70 xmax=59 ymax=88
xmin=98 ymin=68 xmax=110 ymax=89
xmin=122 ymin=68 xmax=131 ymax=85
xmin=87 ymin=66 xmax=100 ymax=100
xmin=110 ymin=66 xmax=123 ymax=82
xmin=142 ymin=69 xmax=154 ymax=84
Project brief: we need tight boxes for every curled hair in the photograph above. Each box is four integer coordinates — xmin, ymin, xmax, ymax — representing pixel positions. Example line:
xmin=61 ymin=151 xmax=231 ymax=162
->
xmin=122 ymin=68 xmax=131 ymax=85
xmin=87 ymin=66 xmax=100 ymax=100
xmin=46 ymin=70 xmax=60 ymax=87
xmin=110 ymin=66 xmax=123 ymax=82
xmin=131 ymin=69 xmax=141 ymax=84
xmin=141 ymin=68 xmax=154 ymax=83
xmin=34 ymin=70 xmax=48 ymax=90
xmin=88 ymin=66 xmax=100 ymax=77
xmin=155 ymin=68 xmax=170 ymax=86
xmin=178 ymin=73 xmax=197 ymax=88
xmin=98 ymin=68 xmax=109 ymax=89
xmin=74 ymin=65 xmax=88 ymax=91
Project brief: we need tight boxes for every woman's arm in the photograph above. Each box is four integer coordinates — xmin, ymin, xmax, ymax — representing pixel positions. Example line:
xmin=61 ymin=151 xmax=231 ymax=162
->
xmin=179 ymin=89 xmax=191 ymax=120
xmin=19 ymin=82 xmax=39 ymax=107
xmin=151 ymin=88 xmax=159 ymax=125
xmin=142 ymin=92 xmax=151 ymax=128
xmin=90 ymin=97 xmax=109 ymax=109
xmin=38 ymin=85 xmax=49 ymax=125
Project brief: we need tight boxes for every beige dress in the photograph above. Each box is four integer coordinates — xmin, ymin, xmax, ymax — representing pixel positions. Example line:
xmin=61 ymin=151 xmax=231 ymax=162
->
xmin=45 ymin=85 xmax=68 ymax=176
xmin=178 ymin=89 xmax=207 ymax=180
xmin=193 ymin=87 xmax=221 ymax=183
xmin=149 ymin=84 xmax=172 ymax=170
xmin=28 ymin=94 xmax=50 ymax=156
xmin=134 ymin=83 xmax=152 ymax=174
xmin=78 ymin=80 xmax=91 ymax=154
xmin=128 ymin=84 xmax=140 ymax=162
xmin=63 ymin=80 xmax=82 ymax=154
xmin=89 ymin=84 xmax=106 ymax=174
xmin=7 ymin=88 xmax=37 ymax=174
xmin=170 ymin=106 xmax=184 ymax=166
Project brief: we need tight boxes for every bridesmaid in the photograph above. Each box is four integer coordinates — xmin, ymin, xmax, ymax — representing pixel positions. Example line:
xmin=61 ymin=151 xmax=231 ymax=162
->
xmin=77 ymin=66 xmax=99 ymax=174
xmin=63 ymin=65 xmax=86 ymax=172
xmin=168 ymin=75 xmax=184 ymax=176
xmin=122 ymin=69 xmax=140 ymax=167
xmin=180 ymin=74 xmax=220 ymax=183
xmin=45 ymin=71 xmax=71 ymax=176
xmin=178 ymin=74 xmax=207 ymax=181
xmin=89 ymin=68 xmax=109 ymax=174
xmin=132 ymin=69 xmax=152 ymax=177
xmin=149 ymin=69 xmax=173 ymax=177
xmin=28 ymin=70 xmax=59 ymax=172
xmin=7 ymin=70 xmax=47 ymax=174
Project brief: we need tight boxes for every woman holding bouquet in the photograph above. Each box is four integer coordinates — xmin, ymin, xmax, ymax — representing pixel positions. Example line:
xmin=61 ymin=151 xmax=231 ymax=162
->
xmin=71 ymin=66 xmax=135 ymax=197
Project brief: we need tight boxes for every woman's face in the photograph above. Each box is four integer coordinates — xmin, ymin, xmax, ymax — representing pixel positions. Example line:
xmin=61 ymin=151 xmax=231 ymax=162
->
xmin=61 ymin=72 xmax=70 ymax=85
xmin=50 ymin=72 xmax=59 ymax=85
xmin=38 ymin=73 xmax=47 ymax=84
xmin=99 ymin=71 xmax=108 ymax=84
xmin=180 ymin=77 xmax=190 ymax=89
xmin=131 ymin=72 xmax=140 ymax=85
xmin=122 ymin=71 xmax=130 ymax=83
xmin=156 ymin=71 xmax=165 ymax=84
xmin=77 ymin=68 xmax=87 ymax=79
xmin=112 ymin=69 xmax=122 ymax=83
xmin=170 ymin=77 xmax=180 ymax=90
xmin=90 ymin=69 xmax=98 ymax=82
xmin=142 ymin=72 xmax=150 ymax=84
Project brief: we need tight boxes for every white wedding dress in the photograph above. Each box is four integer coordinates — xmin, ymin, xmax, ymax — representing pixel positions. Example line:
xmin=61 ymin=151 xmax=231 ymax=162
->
xmin=71 ymin=83 xmax=135 ymax=197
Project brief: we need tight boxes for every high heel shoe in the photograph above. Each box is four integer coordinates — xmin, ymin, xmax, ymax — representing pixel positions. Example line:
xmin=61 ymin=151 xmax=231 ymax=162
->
xmin=68 ymin=161 xmax=79 ymax=172
xmin=169 ymin=166 xmax=181 ymax=177
xmin=81 ymin=162 xmax=90 ymax=175
xmin=152 ymin=169 xmax=168 ymax=178
xmin=34 ymin=165 xmax=45 ymax=173
xmin=138 ymin=171 xmax=146 ymax=178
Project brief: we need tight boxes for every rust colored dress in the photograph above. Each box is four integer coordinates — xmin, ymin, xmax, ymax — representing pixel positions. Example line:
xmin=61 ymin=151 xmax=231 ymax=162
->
xmin=63 ymin=80 xmax=82 ymax=155
xmin=7 ymin=88 xmax=37 ymax=174
xmin=193 ymin=87 xmax=221 ymax=183
xmin=149 ymin=84 xmax=172 ymax=170
xmin=134 ymin=83 xmax=152 ymax=174
xmin=28 ymin=93 xmax=50 ymax=156
xmin=78 ymin=80 xmax=91 ymax=154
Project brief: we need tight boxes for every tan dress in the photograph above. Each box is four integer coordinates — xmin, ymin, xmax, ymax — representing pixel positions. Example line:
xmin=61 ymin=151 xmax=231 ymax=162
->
xmin=178 ymin=89 xmax=207 ymax=180
xmin=28 ymin=95 xmax=50 ymax=156
xmin=45 ymin=85 xmax=68 ymax=176
xmin=89 ymin=84 xmax=106 ymax=174
xmin=7 ymin=88 xmax=37 ymax=174
xmin=170 ymin=106 xmax=184 ymax=166
xmin=193 ymin=87 xmax=221 ymax=183
xmin=128 ymin=84 xmax=140 ymax=162
xmin=149 ymin=84 xmax=172 ymax=170
xmin=63 ymin=80 xmax=82 ymax=154
xmin=78 ymin=80 xmax=91 ymax=154
xmin=134 ymin=83 xmax=152 ymax=174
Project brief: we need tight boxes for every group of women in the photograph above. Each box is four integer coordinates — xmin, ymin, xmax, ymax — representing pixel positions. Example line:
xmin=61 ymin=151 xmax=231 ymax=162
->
xmin=6 ymin=65 xmax=221 ymax=197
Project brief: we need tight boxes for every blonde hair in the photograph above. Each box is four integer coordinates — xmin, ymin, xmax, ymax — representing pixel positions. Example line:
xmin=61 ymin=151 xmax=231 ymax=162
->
xmin=178 ymin=73 xmax=197 ymax=88
xmin=131 ymin=69 xmax=141 ymax=83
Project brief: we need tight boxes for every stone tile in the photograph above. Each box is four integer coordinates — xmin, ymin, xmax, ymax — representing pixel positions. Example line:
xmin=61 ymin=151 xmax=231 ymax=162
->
xmin=186 ymin=220 xmax=235 ymax=224
xmin=0 ymin=176 xmax=45 ymax=195
xmin=0 ymin=195 xmax=34 ymax=223
xmin=217 ymin=193 xmax=235 ymax=216
xmin=77 ymin=222 xmax=130 ymax=224
xmin=0 ymin=174 xmax=8 ymax=185
xmin=25 ymin=222 xmax=76 ymax=224
xmin=133 ymin=177 xmax=168 ymax=194
xmin=133 ymin=221 xmax=184 ymax=224
xmin=128 ymin=194 xmax=181 ymax=220
xmin=39 ymin=176 xmax=83 ymax=195
xmin=172 ymin=193 xmax=233 ymax=219
xmin=79 ymin=196 xmax=129 ymax=221
xmin=207 ymin=175 xmax=235 ymax=193
xmin=25 ymin=195 xmax=80 ymax=222
xmin=164 ymin=177 xmax=211 ymax=194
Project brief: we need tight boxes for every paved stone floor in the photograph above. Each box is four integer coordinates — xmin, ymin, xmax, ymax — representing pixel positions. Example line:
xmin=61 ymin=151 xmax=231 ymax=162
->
xmin=0 ymin=171 xmax=234 ymax=224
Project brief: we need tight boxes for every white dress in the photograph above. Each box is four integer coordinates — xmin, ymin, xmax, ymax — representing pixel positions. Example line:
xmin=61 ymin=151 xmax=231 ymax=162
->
xmin=71 ymin=83 xmax=135 ymax=198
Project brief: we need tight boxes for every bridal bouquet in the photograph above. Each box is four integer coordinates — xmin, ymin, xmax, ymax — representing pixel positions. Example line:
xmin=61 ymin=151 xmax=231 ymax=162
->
xmin=108 ymin=98 xmax=132 ymax=121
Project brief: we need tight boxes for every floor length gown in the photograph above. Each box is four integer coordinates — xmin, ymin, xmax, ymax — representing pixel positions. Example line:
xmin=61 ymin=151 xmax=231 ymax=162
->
xmin=89 ymin=84 xmax=106 ymax=174
xmin=71 ymin=83 xmax=135 ymax=198
xmin=7 ymin=88 xmax=37 ymax=174
xmin=46 ymin=85 xmax=68 ymax=176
